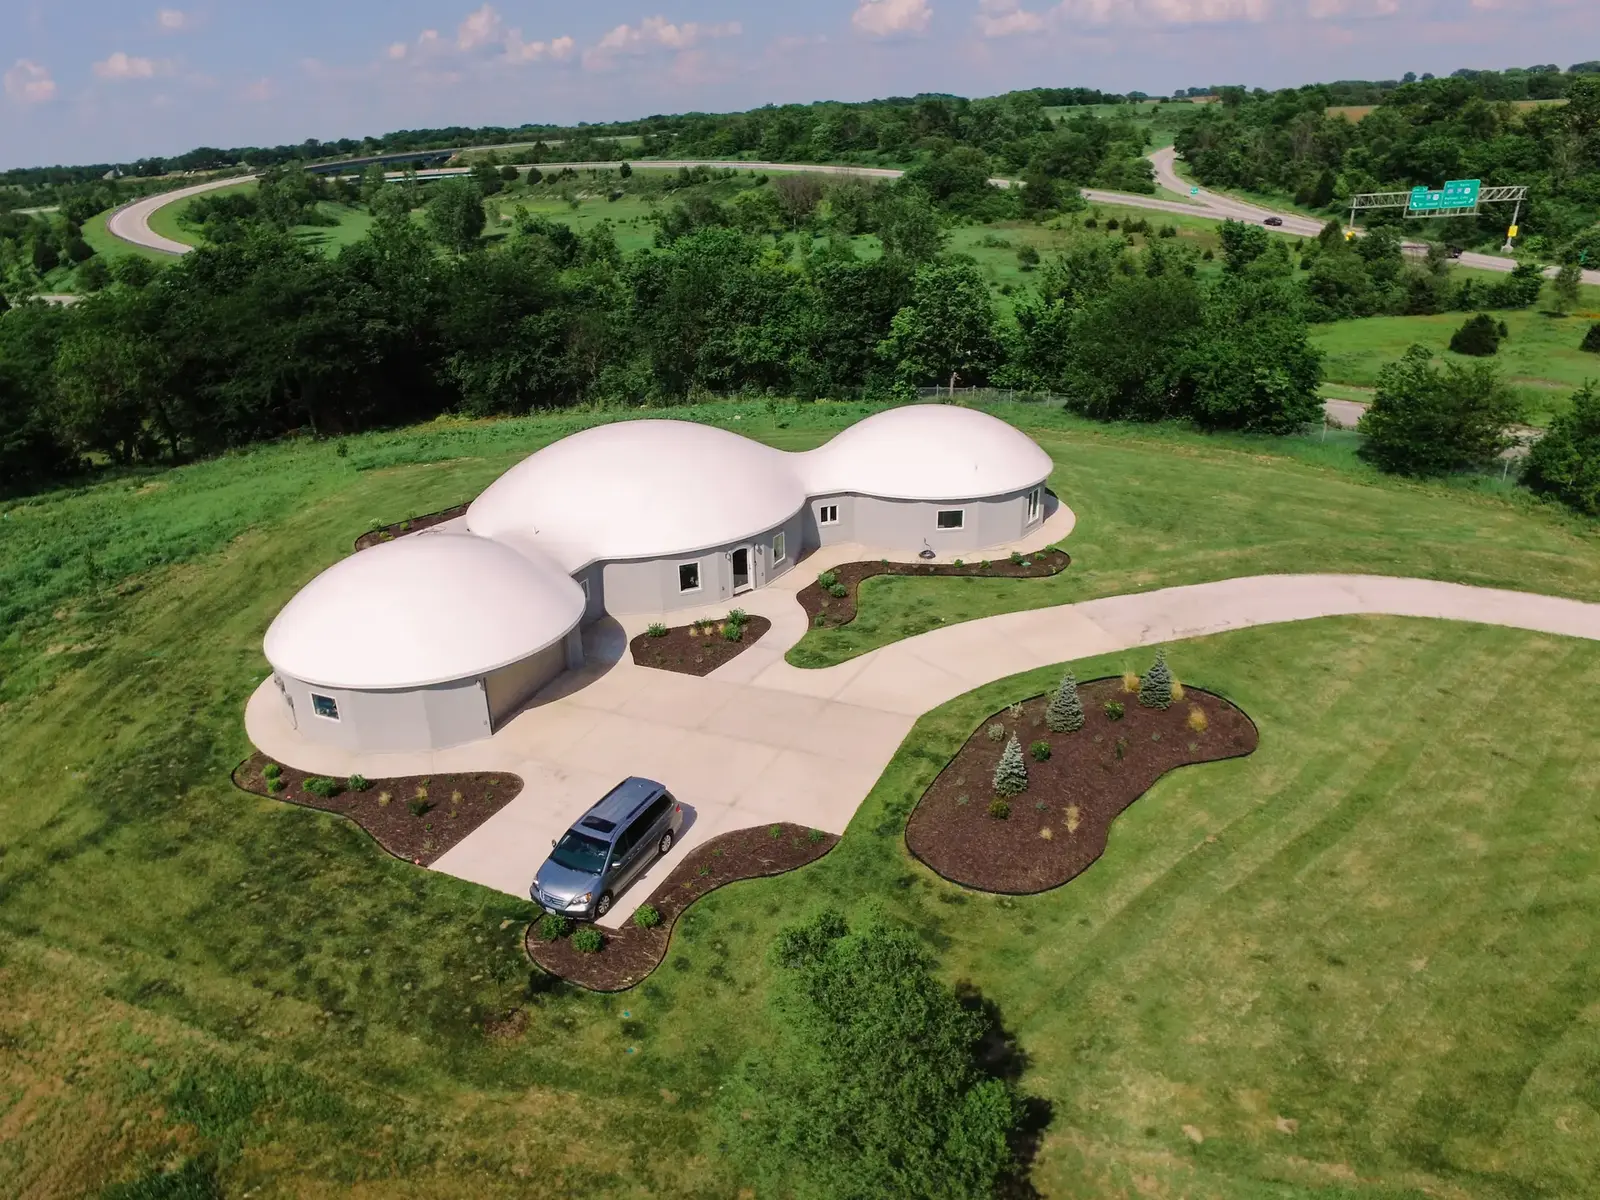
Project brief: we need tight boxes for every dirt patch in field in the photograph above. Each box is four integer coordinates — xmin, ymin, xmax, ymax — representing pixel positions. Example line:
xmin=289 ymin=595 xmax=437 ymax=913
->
xmin=233 ymin=753 xmax=522 ymax=866
xmin=906 ymin=679 xmax=1257 ymax=894
xmin=628 ymin=615 xmax=773 ymax=677
xmin=799 ymin=547 xmax=1071 ymax=628
xmin=526 ymin=822 xmax=837 ymax=991
xmin=354 ymin=504 xmax=469 ymax=551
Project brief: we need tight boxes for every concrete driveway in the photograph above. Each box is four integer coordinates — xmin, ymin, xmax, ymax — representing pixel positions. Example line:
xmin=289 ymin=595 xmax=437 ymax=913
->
xmin=246 ymin=498 xmax=1600 ymax=927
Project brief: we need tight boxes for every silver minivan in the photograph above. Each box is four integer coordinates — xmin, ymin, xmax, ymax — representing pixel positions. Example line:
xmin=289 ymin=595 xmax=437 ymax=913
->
xmin=531 ymin=778 xmax=683 ymax=920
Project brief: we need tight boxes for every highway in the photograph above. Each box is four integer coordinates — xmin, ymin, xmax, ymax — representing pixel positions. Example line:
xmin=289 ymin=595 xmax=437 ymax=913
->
xmin=105 ymin=150 xmax=1600 ymax=289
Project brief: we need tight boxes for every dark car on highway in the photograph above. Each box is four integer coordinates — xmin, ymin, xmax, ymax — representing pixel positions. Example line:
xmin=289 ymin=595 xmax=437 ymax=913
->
xmin=531 ymin=778 xmax=683 ymax=920
xmin=1264 ymin=216 xmax=1284 ymax=227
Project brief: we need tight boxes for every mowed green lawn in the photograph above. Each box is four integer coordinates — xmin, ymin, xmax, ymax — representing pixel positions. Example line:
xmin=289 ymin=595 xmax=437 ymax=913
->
xmin=4 ymin=403 xmax=1600 ymax=1196
xmin=1312 ymin=302 xmax=1600 ymax=426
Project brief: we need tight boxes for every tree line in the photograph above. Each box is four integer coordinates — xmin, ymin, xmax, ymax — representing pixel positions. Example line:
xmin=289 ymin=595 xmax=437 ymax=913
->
xmin=0 ymin=175 xmax=1331 ymax=495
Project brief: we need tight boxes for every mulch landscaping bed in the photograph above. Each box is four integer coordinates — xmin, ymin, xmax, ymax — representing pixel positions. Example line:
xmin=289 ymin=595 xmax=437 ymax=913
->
xmin=799 ymin=547 xmax=1071 ymax=628
xmin=526 ymin=822 xmax=838 ymax=991
xmin=233 ymin=752 xmax=523 ymax=866
xmin=906 ymin=679 xmax=1257 ymax=894
xmin=628 ymin=615 xmax=772 ymax=676
xmin=354 ymin=503 xmax=469 ymax=551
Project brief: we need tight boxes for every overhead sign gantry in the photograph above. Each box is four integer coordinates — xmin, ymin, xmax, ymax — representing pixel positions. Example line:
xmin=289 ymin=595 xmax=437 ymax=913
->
xmin=1347 ymin=179 xmax=1530 ymax=251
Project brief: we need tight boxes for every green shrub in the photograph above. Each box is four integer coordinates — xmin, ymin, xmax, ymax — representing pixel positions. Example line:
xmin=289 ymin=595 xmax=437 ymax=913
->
xmin=827 ymin=581 xmax=847 ymax=598
xmin=1522 ymin=382 xmax=1600 ymax=516
xmin=1582 ymin=322 xmax=1600 ymax=354
xmin=992 ymin=734 xmax=1028 ymax=798
xmin=646 ymin=622 xmax=669 ymax=638
xmin=634 ymin=904 xmax=663 ymax=930
xmin=723 ymin=622 xmax=743 ymax=642
xmin=986 ymin=722 xmax=1005 ymax=741
xmin=572 ymin=926 xmax=604 ymax=953
xmin=1009 ymin=550 xmax=1024 ymax=565
xmin=770 ymin=824 xmax=784 ymax=838
xmin=1139 ymin=649 xmax=1174 ymax=710
xmin=1357 ymin=345 xmax=1517 ymax=476
xmin=987 ymin=798 xmax=1011 ymax=820
xmin=1449 ymin=312 xmax=1502 ymax=357
xmin=1045 ymin=668 xmax=1084 ymax=733
xmin=267 ymin=777 xmax=285 ymax=794
xmin=407 ymin=797 xmax=431 ymax=817
xmin=347 ymin=773 xmax=369 ymax=792
xmin=538 ymin=913 xmax=571 ymax=940
xmin=1029 ymin=740 xmax=1051 ymax=762
xmin=303 ymin=776 xmax=341 ymax=799
xmin=812 ymin=614 xmax=827 ymax=628
xmin=262 ymin=762 xmax=281 ymax=781
xmin=1104 ymin=700 xmax=1125 ymax=721
xmin=727 ymin=608 xmax=749 ymax=628
xmin=806 ymin=827 xmax=824 ymax=844
xmin=817 ymin=569 xmax=838 ymax=589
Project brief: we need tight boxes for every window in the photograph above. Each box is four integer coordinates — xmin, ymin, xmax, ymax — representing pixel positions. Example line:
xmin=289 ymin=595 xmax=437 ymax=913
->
xmin=678 ymin=562 xmax=701 ymax=593
xmin=1027 ymin=487 xmax=1042 ymax=522
xmin=937 ymin=510 xmax=965 ymax=530
xmin=818 ymin=504 xmax=839 ymax=525
xmin=772 ymin=531 xmax=786 ymax=564
xmin=310 ymin=693 xmax=340 ymax=721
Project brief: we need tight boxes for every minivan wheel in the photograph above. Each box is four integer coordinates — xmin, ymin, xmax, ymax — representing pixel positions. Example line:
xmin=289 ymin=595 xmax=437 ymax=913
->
xmin=658 ymin=830 xmax=674 ymax=857
xmin=596 ymin=892 xmax=613 ymax=918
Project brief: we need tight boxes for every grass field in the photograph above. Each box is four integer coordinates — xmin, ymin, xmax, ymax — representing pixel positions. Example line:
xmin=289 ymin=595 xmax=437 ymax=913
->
xmin=4 ymin=400 xmax=1600 ymax=1197
xmin=1312 ymin=306 xmax=1600 ymax=426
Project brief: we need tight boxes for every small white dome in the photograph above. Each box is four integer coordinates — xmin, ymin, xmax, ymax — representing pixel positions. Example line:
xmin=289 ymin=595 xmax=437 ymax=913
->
xmin=264 ymin=533 xmax=585 ymax=690
xmin=465 ymin=419 xmax=808 ymax=567
xmin=799 ymin=405 xmax=1052 ymax=501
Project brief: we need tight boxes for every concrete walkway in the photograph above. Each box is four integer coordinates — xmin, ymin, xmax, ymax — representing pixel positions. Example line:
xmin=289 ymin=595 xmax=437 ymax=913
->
xmin=245 ymin=510 xmax=1600 ymax=927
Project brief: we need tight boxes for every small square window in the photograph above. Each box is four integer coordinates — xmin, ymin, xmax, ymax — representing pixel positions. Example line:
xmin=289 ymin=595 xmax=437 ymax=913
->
xmin=678 ymin=562 xmax=701 ymax=592
xmin=311 ymin=693 xmax=340 ymax=721
xmin=773 ymin=531 xmax=786 ymax=563
xmin=1027 ymin=487 xmax=1041 ymax=521
xmin=819 ymin=504 xmax=839 ymax=525
xmin=937 ymin=509 xmax=964 ymax=530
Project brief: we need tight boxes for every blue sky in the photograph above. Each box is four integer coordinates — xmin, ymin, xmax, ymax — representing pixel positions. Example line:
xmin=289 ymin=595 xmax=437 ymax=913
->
xmin=2 ymin=0 xmax=1595 ymax=168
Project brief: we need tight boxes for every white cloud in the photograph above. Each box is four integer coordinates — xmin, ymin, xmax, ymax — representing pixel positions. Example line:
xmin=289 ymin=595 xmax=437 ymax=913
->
xmin=157 ymin=8 xmax=190 ymax=31
xmin=388 ymin=42 xmax=408 ymax=59
xmin=1307 ymin=0 xmax=1396 ymax=15
xmin=1140 ymin=0 xmax=1269 ymax=20
xmin=456 ymin=3 xmax=502 ymax=50
xmin=93 ymin=51 xmax=165 ymax=81
xmin=4 ymin=59 xmax=56 ymax=104
xmin=853 ymin=0 xmax=933 ymax=36
xmin=506 ymin=32 xmax=575 ymax=63
xmin=241 ymin=77 xmax=273 ymax=101
xmin=583 ymin=16 xmax=742 ymax=68
xmin=977 ymin=0 xmax=1048 ymax=35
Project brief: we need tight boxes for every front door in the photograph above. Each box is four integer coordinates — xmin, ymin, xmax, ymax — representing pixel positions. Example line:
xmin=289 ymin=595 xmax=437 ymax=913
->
xmin=731 ymin=547 xmax=751 ymax=593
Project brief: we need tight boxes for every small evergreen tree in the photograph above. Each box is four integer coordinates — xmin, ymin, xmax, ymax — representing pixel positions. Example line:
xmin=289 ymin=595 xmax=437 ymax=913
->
xmin=1449 ymin=313 xmax=1501 ymax=357
xmin=1045 ymin=669 xmax=1085 ymax=733
xmin=1139 ymin=650 xmax=1173 ymax=710
xmin=993 ymin=735 xmax=1028 ymax=797
xmin=1582 ymin=322 xmax=1600 ymax=354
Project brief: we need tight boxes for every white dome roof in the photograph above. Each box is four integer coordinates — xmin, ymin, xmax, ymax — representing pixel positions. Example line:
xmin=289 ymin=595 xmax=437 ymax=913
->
xmin=799 ymin=405 xmax=1052 ymax=501
xmin=465 ymin=419 xmax=808 ymax=567
xmin=264 ymin=533 xmax=585 ymax=690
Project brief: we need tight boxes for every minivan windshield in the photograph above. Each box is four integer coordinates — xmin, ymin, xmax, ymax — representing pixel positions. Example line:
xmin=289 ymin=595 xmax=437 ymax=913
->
xmin=548 ymin=829 xmax=609 ymax=874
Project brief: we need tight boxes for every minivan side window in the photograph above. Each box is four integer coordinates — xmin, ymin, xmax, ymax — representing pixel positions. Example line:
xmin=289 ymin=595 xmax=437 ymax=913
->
xmin=641 ymin=796 xmax=672 ymax=828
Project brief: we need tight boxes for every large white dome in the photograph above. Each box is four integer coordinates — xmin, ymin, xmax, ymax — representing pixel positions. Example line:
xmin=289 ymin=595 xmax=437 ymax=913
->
xmin=465 ymin=419 xmax=808 ymax=567
xmin=264 ymin=533 xmax=585 ymax=690
xmin=799 ymin=405 xmax=1052 ymax=501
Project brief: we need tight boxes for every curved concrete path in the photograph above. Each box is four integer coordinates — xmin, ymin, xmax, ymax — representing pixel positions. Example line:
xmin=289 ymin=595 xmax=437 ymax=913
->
xmin=246 ymin=505 xmax=1600 ymax=927
xmin=107 ymin=175 xmax=256 ymax=255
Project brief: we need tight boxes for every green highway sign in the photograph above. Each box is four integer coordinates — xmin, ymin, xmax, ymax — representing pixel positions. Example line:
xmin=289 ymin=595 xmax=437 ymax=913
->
xmin=1408 ymin=179 xmax=1481 ymax=212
